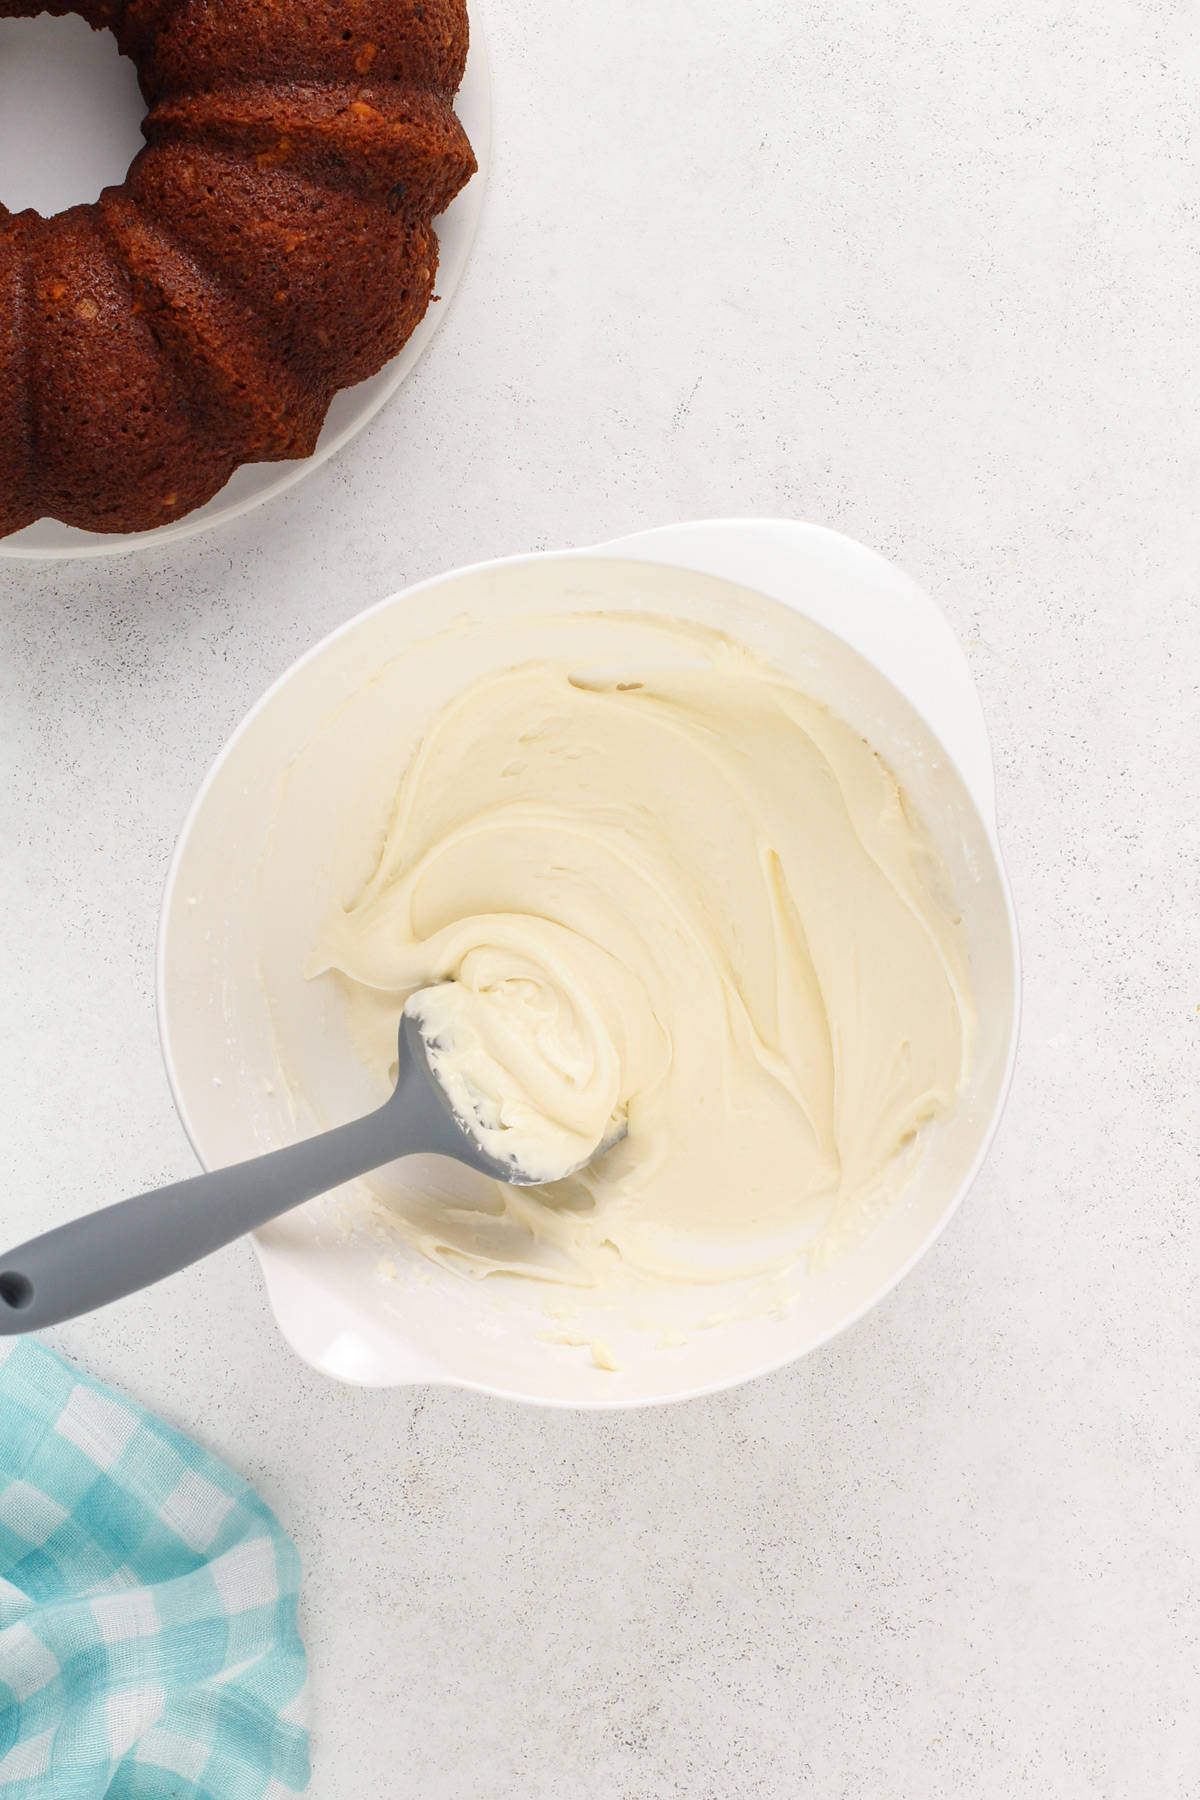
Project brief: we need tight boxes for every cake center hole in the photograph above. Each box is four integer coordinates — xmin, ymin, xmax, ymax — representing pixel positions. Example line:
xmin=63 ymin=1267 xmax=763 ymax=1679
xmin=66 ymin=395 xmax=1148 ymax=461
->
xmin=0 ymin=16 xmax=146 ymax=217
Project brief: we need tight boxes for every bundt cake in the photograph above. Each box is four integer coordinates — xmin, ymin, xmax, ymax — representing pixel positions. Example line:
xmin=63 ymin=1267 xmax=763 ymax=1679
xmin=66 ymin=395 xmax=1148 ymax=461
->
xmin=0 ymin=0 xmax=476 ymax=539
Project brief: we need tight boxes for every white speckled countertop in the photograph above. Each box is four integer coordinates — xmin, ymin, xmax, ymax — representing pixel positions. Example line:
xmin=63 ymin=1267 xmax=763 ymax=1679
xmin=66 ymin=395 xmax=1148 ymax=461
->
xmin=2 ymin=1 xmax=1198 ymax=1794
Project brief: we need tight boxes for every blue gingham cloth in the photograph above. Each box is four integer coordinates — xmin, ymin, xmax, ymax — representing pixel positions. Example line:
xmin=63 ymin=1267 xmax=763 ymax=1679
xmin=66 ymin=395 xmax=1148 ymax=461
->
xmin=0 ymin=1339 xmax=309 ymax=1798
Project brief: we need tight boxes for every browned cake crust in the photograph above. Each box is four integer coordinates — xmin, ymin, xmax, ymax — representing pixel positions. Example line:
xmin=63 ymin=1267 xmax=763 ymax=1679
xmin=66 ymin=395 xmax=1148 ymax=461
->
xmin=0 ymin=209 xmax=38 ymax=537
xmin=122 ymin=0 xmax=469 ymax=99
xmin=25 ymin=204 xmax=238 ymax=530
xmin=0 ymin=0 xmax=476 ymax=538
xmin=120 ymin=145 xmax=442 ymax=393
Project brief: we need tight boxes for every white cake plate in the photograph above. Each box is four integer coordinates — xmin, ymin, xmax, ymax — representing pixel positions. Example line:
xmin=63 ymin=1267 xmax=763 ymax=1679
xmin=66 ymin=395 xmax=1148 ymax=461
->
xmin=0 ymin=7 xmax=490 ymax=560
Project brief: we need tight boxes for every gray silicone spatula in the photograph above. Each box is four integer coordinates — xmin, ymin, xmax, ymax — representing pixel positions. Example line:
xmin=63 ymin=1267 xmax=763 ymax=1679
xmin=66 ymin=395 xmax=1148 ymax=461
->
xmin=0 ymin=1012 xmax=605 ymax=1336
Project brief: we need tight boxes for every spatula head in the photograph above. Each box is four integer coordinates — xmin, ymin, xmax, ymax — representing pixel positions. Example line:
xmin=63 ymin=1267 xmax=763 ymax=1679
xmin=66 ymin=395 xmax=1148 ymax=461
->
xmin=398 ymin=1010 xmax=626 ymax=1186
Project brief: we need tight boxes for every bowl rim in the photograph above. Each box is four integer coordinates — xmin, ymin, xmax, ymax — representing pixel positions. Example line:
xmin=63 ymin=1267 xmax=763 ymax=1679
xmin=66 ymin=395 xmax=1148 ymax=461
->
xmin=157 ymin=517 xmax=1023 ymax=1407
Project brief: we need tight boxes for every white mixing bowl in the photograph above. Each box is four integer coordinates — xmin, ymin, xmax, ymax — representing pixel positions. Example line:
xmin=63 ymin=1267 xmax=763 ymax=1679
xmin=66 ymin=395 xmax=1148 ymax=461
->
xmin=158 ymin=519 xmax=1020 ymax=1407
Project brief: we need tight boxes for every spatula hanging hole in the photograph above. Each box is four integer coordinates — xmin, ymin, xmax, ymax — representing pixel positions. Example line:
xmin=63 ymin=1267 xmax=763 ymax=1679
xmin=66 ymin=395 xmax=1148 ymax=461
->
xmin=0 ymin=1272 xmax=33 ymax=1311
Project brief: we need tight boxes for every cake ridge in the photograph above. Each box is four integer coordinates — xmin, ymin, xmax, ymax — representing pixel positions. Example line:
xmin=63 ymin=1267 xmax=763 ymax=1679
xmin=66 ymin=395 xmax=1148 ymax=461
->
xmin=99 ymin=190 xmax=330 ymax=463
xmin=142 ymin=80 xmax=476 ymax=211
xmin=25 ymin=203 xmax=236 ymax=531
xmin=123 ymin=0 xmax=470 ymax=103
xmin=122 ymin=138 xmax=445 ymax=391
xmin=0 ymin=212 xmax=38 ymax=536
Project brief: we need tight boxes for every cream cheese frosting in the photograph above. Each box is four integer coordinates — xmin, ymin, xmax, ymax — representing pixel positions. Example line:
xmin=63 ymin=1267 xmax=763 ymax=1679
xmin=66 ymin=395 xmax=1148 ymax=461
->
xmin=309 ymin=617 xmax=975 ymax=1288
xmin=404 ymin=967 xmax=627 ymax=1184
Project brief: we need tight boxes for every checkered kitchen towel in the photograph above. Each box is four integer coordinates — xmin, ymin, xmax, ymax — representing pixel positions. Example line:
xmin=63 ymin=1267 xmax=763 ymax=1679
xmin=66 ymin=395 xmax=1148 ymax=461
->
xmin=0 ymin=1338 xmax=309 ymax=1798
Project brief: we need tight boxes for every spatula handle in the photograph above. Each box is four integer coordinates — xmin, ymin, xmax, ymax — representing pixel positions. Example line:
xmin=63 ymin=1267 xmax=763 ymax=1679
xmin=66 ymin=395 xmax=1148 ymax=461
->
xmin=0 ymin=1103 xmax=400 ymax=1334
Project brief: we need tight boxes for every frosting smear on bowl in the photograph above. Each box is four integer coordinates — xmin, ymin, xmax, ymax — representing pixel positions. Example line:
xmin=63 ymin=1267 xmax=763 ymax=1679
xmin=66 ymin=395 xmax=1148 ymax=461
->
xmin=310 ymin=621 xmax=975 ymax=1287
